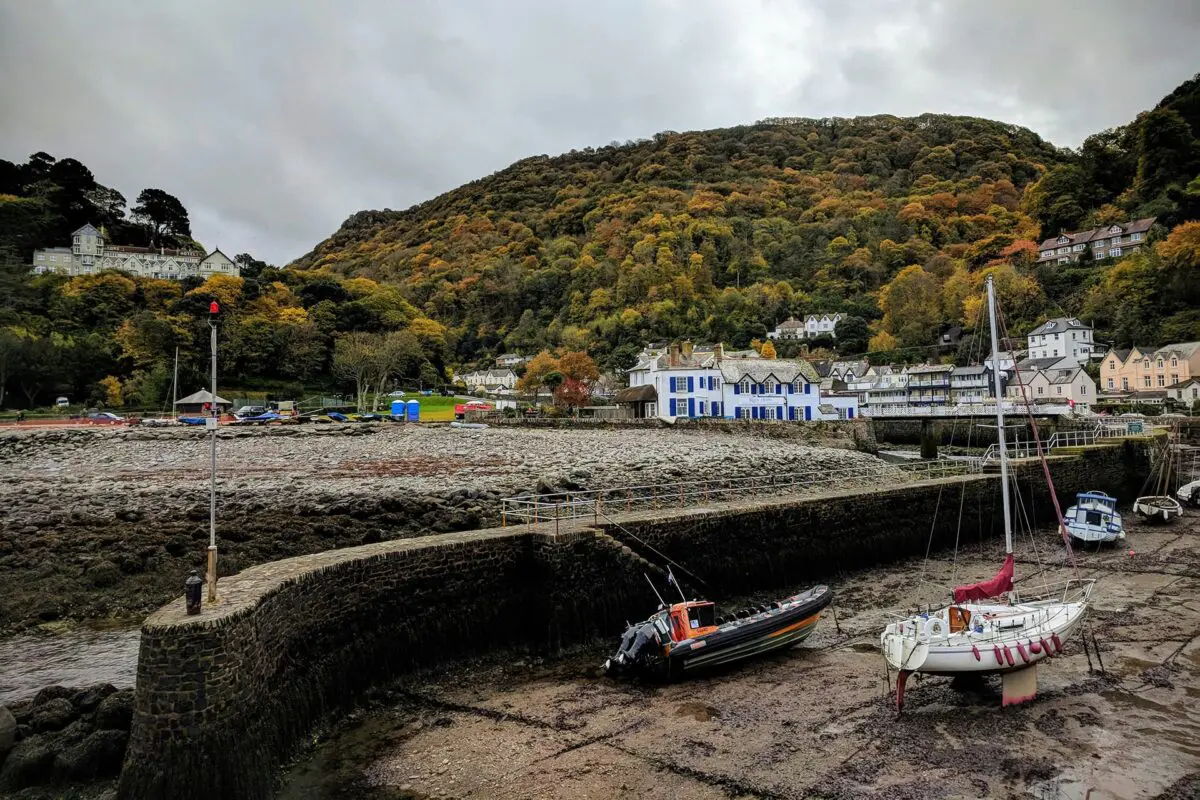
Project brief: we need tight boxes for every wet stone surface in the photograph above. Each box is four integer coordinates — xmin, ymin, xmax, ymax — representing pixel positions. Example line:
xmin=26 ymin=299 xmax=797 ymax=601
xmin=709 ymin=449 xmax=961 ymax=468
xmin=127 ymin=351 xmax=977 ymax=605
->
xmin=277 ymin=517 xmax=1200 ymax=800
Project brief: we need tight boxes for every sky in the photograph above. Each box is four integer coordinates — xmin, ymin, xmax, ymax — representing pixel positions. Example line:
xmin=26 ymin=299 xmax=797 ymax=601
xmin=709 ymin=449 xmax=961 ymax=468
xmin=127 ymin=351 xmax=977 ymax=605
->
xmin=1 ymin=0 xmax=1196 ymax=266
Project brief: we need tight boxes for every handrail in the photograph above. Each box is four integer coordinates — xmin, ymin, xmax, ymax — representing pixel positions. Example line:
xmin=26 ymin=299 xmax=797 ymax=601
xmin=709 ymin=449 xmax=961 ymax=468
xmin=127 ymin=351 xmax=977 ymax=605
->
xmin=979 ymin=421 xmax=1143 ymax=464
xmin=500 ymin=459 xmax=979 ymax=529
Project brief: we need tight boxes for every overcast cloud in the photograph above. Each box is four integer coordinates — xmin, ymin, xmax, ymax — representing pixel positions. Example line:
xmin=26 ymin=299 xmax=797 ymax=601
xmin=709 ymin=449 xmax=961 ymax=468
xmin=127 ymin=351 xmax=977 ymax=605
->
xmin=1 ymin=0 xmax=1196 ymax=265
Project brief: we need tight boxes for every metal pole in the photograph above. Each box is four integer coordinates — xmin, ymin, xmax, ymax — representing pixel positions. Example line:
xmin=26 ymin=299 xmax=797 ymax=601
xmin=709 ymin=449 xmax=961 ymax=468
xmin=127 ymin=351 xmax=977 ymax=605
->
xmin=986 ymin=276 xmax=1014 ymax=557
xmin=208 ymin=318 xmax=218 ymax=602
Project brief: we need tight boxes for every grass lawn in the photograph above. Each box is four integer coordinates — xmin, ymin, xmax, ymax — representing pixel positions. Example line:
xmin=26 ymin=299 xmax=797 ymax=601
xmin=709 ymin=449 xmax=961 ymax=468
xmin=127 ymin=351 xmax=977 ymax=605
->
xmin=373 ymin=394 xmax=460 ymax=422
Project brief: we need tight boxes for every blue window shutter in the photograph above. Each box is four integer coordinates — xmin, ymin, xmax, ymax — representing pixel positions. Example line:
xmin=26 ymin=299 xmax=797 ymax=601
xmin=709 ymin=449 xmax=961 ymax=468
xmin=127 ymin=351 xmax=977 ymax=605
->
xmin=848 ymin=408 xmax=855 ymax=419
xmin=733 ymin=383 xmax=741 ymax=395
xmin=804 ymin=406 xmax=812 ymax=421
xmin=751 ymin=383 xmax=758 ymax=395
xmin=688 ymin=398 xmax=695 ymax=417
xmin=805 ymin=383 xmax=812 ymax=394
xmin=688 ymin=376 xmax=694 ymax=392
xmin=669 ymin=377 xmax=675 ymax=392
xmin=753 ymin=407 xmax=760 ymax=420
xmin=788 ymin=406 xmax=795 ymax=421
xmin=787 ymin=383 xmax=793 ymax=394
xmin=775 ymin=384 xmax=782 ymax=395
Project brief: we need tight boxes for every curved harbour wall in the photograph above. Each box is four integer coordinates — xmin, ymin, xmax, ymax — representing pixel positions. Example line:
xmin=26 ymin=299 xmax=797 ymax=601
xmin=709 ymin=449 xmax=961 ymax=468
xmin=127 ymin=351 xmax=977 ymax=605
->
xmin=117 ymin=443 xmax=1143 ymax=799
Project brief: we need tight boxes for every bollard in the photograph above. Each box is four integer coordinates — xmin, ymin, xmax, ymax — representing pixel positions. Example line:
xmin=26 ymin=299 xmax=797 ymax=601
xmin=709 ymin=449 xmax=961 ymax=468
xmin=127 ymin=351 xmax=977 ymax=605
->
xmin=185 ymin=569 xmax=203 ymax=615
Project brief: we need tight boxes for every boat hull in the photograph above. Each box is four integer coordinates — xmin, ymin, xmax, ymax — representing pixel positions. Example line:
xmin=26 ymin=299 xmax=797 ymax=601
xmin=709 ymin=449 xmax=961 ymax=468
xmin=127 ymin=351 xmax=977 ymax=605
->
xmin=882 ymin=591 xmax=1091 ymax=679
xmin=1133 ymin=496 xmax=1183 ymax=524
xmin=608 ymin=585 xmax=832 ymax=680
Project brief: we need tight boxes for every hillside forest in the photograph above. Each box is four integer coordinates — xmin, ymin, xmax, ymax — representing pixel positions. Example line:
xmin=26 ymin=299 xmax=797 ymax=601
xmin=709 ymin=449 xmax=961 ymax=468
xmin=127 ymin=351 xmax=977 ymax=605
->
xmin=1 ymin=74 xmax=1198 ymax=409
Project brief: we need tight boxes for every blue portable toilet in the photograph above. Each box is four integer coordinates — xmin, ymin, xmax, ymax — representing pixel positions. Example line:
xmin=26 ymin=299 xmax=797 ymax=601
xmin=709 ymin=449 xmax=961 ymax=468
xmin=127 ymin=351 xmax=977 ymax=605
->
xmin=390 ymin=399 xmax=405 ymax=418
xmin=406 ymin=399 xmax=420 ymax=422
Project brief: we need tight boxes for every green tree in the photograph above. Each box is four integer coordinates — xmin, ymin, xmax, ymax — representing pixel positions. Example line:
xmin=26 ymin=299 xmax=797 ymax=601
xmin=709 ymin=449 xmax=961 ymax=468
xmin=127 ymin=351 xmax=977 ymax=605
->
xmin=834 ymin=316 xmax=870 ymax=356
xmin=131 ymin=188 xmax=192 ymax=247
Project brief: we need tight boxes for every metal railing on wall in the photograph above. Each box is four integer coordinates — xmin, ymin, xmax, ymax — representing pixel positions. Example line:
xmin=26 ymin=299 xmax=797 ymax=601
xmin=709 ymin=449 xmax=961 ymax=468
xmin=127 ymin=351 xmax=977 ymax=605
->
xmin=979 ymin=421 xmax=1151 ymax=464
xmin=500 ymin=459 xmax=979 ymax=531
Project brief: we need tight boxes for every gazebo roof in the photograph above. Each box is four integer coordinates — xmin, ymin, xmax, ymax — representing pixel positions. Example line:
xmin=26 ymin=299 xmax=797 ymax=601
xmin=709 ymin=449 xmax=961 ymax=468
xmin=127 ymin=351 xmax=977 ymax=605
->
xmin=174 ymin=389 xmax=231 ymax=405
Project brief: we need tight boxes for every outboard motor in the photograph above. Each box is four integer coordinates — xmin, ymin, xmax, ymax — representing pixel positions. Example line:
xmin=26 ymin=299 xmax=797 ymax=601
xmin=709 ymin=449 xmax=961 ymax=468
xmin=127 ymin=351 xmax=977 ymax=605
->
xmin=604 ymin=620 xmax=661 ymax=675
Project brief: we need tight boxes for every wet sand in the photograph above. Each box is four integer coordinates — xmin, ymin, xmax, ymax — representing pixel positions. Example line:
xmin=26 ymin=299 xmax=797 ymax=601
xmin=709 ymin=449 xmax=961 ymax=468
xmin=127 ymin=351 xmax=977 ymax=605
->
xmin=277 ymin=516 xmax=1200 ymax=800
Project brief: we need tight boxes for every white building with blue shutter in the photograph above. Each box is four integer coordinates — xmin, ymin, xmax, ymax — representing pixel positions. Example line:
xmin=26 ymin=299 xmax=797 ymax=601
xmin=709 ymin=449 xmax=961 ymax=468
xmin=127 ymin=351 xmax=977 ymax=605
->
xmin=621 ymin=342 xmax=858 ymax=422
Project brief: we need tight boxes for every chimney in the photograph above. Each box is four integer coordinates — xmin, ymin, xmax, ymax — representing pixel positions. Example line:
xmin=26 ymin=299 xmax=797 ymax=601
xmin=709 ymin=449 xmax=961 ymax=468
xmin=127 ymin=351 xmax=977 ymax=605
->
xmin=681 ymin=339 xmax=693 ymax=359
xmin=668 ymin=342 xmax=681 ymax=367
xmin=713 ymin=342 xmax=724 ymax=362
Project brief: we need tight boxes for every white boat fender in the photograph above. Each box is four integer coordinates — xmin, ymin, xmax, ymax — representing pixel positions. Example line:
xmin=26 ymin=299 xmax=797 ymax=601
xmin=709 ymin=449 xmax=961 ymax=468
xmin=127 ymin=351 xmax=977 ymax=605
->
xmin=921 ymin=617 xmax=947 ymax=640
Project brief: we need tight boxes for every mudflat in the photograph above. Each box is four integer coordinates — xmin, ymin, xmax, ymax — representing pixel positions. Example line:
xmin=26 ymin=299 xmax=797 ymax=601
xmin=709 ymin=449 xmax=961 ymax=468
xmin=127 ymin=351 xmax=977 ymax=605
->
xmin=278 ymin=517 xmax=1200 ymax=800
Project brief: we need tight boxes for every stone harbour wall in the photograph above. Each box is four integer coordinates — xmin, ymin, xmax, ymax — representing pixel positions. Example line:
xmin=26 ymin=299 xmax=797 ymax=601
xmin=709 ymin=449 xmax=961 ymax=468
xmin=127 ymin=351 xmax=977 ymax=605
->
xmin=117 ymin=442 xmax=1144 ymax=800
xmin=872 ymin=417 xmax=1072 ymax=447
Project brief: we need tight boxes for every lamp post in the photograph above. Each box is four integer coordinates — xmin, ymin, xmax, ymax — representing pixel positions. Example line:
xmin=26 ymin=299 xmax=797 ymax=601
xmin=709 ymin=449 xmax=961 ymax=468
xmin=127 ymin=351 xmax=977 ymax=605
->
xmin=207 ymin=300 xmax=220 ymax=602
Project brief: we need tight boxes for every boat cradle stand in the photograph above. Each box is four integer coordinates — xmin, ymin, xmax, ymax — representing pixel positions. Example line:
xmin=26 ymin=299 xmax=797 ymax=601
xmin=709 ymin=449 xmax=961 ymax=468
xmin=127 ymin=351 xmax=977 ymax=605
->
xmin=894 ymin=665 xmax=1039 ymax=711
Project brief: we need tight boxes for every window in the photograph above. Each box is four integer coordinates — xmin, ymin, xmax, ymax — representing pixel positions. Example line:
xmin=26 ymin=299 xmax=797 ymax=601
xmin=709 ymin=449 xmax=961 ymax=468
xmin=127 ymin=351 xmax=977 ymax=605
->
xmin=1122 ymin=378 xmax=1129 ymax=390
xmin=740 ymin=379 xmax=750 ymax=393
xmin=1053 ymin=349 xmax=1058 ymax=357
xmin=1057 ymin=236 xmax=1069 ymax=244
xmin=1057 ymin=247 xmax=1069 ymax=255
xmin=674 ymin=399 xmax=688 ymax=416
xmin=1107 ymin=378 xmax=1114 ymax=389
xmin=793 ymin=379 xmax=804 ymax=393
xmin=1157 ymin=358 xmax=1164 ymax=368
xmin=1041 ymin=250 xmax=1053 ymax=259
xmin=1073 ymin=244 xmax=1085 ymax=252
xmin=1144 ymin=359 xmax=1150 ymax=370
xmin=1158 ymin=375 xmax=1165 ymax=387
xmin=1193 ymin=388 xmax=1198 ymax=399
xmin=1037 ymin=386 xmax=1044 ymax=395
xmin=1110 ymin=248 xmax=1121 ymax=257
xmin=1094 ymin=239 xmax=1105 ymax=248
xmin=1081 ymin=385 xmax=1087 ymax=395
xmin=1108 ymin=361 xmax=1115 ymax=369
xmin=1145 ymin=376 xmax=1152 ymax=387
xmin=1058 ymin=258 xmax=1070 ymax=265
xmin=1056 ymin=386 xmax=1062 ymax=395
xmin=1171 ymin=358 xmax=1178 ymax=367
xmin=765 ymin=379 xmax=777 ymax=393
xmin=1171 ymin=374 xmax=1179 ymax=385
xmin=762 ymin=407 xmax=775 ymax=420
xmin=699 ymin=401 xmax=707 ymax=415
xmin=737 ymin=407 xmax=751 ymax=419
xmin=1110 ymin=235 xmax=1121 ymax=244
xmin=1131 ymin=232 xmax=1143 ymax=242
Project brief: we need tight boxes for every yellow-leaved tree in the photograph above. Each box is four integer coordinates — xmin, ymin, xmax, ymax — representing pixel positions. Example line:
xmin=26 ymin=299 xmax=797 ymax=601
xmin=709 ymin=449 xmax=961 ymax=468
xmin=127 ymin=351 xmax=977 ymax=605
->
xmin=760 ymin=340 xmax=777 ymax=359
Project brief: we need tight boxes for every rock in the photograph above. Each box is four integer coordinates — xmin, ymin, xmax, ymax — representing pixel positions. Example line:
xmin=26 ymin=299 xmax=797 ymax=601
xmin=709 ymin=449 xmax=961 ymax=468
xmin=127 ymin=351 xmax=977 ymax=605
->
xmin=0 ymin=705 xmax=15 ymax=759
xmin=86 ymin=560 xmax=123 ymax=588
xmin=163 ymin=535 xmax=191 ymax=557
xmin=94 ymin=689 xmax=133 ymax=731
xmin=0 ymin=736 xmax=55 ymax=790
xmin=74 ymin=684 xmax=118 ymax=713
xmin=54 ymin=728 xmax=129 ymax=781
xmin=31 ymin=686 xmax=73 ymax=707
xmin=32 ymin=698 xmax=77 ymax=733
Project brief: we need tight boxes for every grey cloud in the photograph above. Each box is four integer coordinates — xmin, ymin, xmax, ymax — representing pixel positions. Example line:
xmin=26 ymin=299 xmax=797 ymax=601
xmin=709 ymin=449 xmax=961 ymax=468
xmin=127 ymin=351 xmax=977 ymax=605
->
xmin=0 ymin=0 xmax=1194 ymax=265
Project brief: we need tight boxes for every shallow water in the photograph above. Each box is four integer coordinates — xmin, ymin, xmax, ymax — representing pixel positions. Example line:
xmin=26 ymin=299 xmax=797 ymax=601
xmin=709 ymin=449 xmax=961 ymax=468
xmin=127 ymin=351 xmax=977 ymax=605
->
xmin=0 ymin=625 xmax=140 ymax=704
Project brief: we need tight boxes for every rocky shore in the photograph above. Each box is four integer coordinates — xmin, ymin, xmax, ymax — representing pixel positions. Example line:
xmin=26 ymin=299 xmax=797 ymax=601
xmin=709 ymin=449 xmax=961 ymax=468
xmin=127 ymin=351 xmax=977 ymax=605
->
xmin=0 ymin=423 xmax=889 ymax=635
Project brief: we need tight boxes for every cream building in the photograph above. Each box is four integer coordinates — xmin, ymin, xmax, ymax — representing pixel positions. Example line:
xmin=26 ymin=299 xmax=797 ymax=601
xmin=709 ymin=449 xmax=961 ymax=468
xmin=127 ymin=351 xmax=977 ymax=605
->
xmin=31 ymin=224 xmax=241 ymax=281
xmin=1101 ymin=343 xmax=1200 ymax=394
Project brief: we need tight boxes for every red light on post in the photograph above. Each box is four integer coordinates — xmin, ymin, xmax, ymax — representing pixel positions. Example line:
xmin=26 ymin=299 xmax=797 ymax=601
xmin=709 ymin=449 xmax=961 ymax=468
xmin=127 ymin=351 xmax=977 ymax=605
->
xmin=209 ymin=300 xmax=220 ymax=315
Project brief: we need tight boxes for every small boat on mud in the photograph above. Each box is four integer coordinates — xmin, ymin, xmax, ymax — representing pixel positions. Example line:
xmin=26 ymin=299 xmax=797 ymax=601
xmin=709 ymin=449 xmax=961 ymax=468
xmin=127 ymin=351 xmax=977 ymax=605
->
xmin=1064 ymin=491 xmax=1125 ymax=543
xmin=1135 ymin=427 xmax=1184 ymax=523
xmin=605 ymin=584 xmax=832 ymax=679
xmin=1133 ymin=495 xmax=1183 ymax=523
xmin=1179 ymin=479 xmax=1200 ymax=509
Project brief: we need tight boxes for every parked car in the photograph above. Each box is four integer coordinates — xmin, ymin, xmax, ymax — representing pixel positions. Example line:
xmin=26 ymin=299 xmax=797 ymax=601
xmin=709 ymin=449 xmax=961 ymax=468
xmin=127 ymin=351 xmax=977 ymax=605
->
xmin=421 ymin=390 xmax=434 ymax=396
xmin=87 ymin=411 xmax=124 ymax=423
xmin=387 ymin=390 xmax=406 ymax=398
xmin=234 ymin=405 xmax=267 ymax=418
xmin=55 ymin=396 xmax=70 ymax=408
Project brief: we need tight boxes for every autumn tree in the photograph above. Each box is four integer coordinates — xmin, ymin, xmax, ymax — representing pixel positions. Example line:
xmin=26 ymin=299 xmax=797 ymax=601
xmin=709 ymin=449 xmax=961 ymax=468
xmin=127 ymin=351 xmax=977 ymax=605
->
xmin=878 ymin=265 xmax=942 ymax=348
xmin=760 ymin=340 xmax=777 ymax=359
xmin=517 ymin=350 xmax=560 ymax=394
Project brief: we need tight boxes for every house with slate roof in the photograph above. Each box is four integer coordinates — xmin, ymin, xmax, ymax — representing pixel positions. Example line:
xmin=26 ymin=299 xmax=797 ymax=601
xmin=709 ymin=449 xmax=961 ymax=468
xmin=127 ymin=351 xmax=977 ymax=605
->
xmin=31 ymin=223 xmax=241 ymax=281
xmin=1101 ymin=342 xmax=1200 ymax=399
xmin=1026 ymin=317 xmax=1097 ymax=364
xmin=1037 ymin=218 xmax=1156 ymax=265
xmin=617 ymin=341 xmax=858 ymax=422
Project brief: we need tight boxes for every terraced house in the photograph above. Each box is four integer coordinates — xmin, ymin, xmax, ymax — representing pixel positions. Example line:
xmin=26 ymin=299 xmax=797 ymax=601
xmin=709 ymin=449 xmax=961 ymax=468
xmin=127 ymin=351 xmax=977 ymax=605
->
xmin=1036 ymin=217 xmax=1156 ymax=265
xmin=618 ymin=342 xmax=857 ymax=422
xmin=1101 ymin=343 xmax=1200 ymax=397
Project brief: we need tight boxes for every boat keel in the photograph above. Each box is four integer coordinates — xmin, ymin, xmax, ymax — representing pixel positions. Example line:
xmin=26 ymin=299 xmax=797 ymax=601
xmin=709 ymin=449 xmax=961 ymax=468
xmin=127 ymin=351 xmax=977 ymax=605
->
xmin=1001 ymin=664 xmax=1037 ymax=707
xmin=895 ymin=669 xmax=911 ymax=712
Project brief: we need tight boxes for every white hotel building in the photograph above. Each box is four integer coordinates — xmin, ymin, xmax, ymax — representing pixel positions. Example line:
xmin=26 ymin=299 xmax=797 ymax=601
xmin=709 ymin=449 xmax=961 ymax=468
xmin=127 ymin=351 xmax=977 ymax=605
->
xmin=617 ymin=342 xmax=858 ymax=422
xmin=31 ymin=224 xmax=240 ymax=281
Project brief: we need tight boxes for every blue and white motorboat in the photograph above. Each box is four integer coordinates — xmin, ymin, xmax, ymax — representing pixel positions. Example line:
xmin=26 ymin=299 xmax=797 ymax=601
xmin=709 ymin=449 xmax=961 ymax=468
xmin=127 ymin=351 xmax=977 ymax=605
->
xmin=1063 ymin=491 xmax=1124 ymax=544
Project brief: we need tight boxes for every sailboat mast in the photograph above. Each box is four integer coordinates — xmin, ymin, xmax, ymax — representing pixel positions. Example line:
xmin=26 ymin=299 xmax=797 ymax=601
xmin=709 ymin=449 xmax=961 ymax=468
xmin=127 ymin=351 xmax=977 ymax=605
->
xmin=171 ymin=347 xmax=179 ymax=419
xmin=986 ymin=276 xmax=1014 ymax=555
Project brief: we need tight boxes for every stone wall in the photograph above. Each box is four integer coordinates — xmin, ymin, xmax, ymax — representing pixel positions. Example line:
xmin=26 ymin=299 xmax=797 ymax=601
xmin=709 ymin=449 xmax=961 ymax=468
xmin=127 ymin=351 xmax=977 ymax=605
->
xmin=872 ymin=417 xmax=1073 ymax=447
xmin=118 ymin=443 xmax=1143 ymax=800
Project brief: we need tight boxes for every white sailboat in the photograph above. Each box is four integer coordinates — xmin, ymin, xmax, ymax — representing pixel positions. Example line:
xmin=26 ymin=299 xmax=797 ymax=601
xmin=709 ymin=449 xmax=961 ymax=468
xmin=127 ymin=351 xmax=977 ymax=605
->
xmin=880 ymin=276 xmax=1094 ymax=709
xmin=1134 ymin=425 xmax=1183 ymax=523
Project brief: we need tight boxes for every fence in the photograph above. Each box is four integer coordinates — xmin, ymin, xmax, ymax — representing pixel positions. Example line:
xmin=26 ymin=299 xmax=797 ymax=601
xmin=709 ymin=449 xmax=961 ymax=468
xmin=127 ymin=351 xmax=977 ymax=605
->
xmin=979 ymin=422 xmax=1145 ymax=464
xmin=500 ymin=459 xmax=978 ymax=530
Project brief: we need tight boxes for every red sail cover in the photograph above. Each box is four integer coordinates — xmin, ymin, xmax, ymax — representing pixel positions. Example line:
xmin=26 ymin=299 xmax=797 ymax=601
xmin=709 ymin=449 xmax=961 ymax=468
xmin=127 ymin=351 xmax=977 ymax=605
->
xmin=953 ymin=554 xmax=1014 ymax=603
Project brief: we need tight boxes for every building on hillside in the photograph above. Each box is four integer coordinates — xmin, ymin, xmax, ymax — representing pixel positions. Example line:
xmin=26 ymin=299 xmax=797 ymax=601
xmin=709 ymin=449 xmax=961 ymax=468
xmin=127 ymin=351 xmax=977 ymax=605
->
xmin=767 ymin=313 xmax=842 ymax=341
xmin=864 ymin=367 xmax=909 ymax=414
xmin=1025 ymin=317 xmax=1096 ymax=364
xmin=459 ymin=368 xmax=517 ymax=390
xmin=905 ymin=364 xmax=954 ymax=406
xmin=30 ymin=224 xmax=241 ymax=281
xmin=949 ymin=365 xmax=1003 ymax=404
xmin=1006 ymin=364 xmax=1095 ymax=411
xmin=617 ymin=341 xmax=857 ymax=422
xmin=1036 ymin=218 xmax=1156 ymax=265
xmin=1101 ymin=343 xmax=1200 ymax=395
xmin=495 ymin=353 xmax=529 ymax=368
